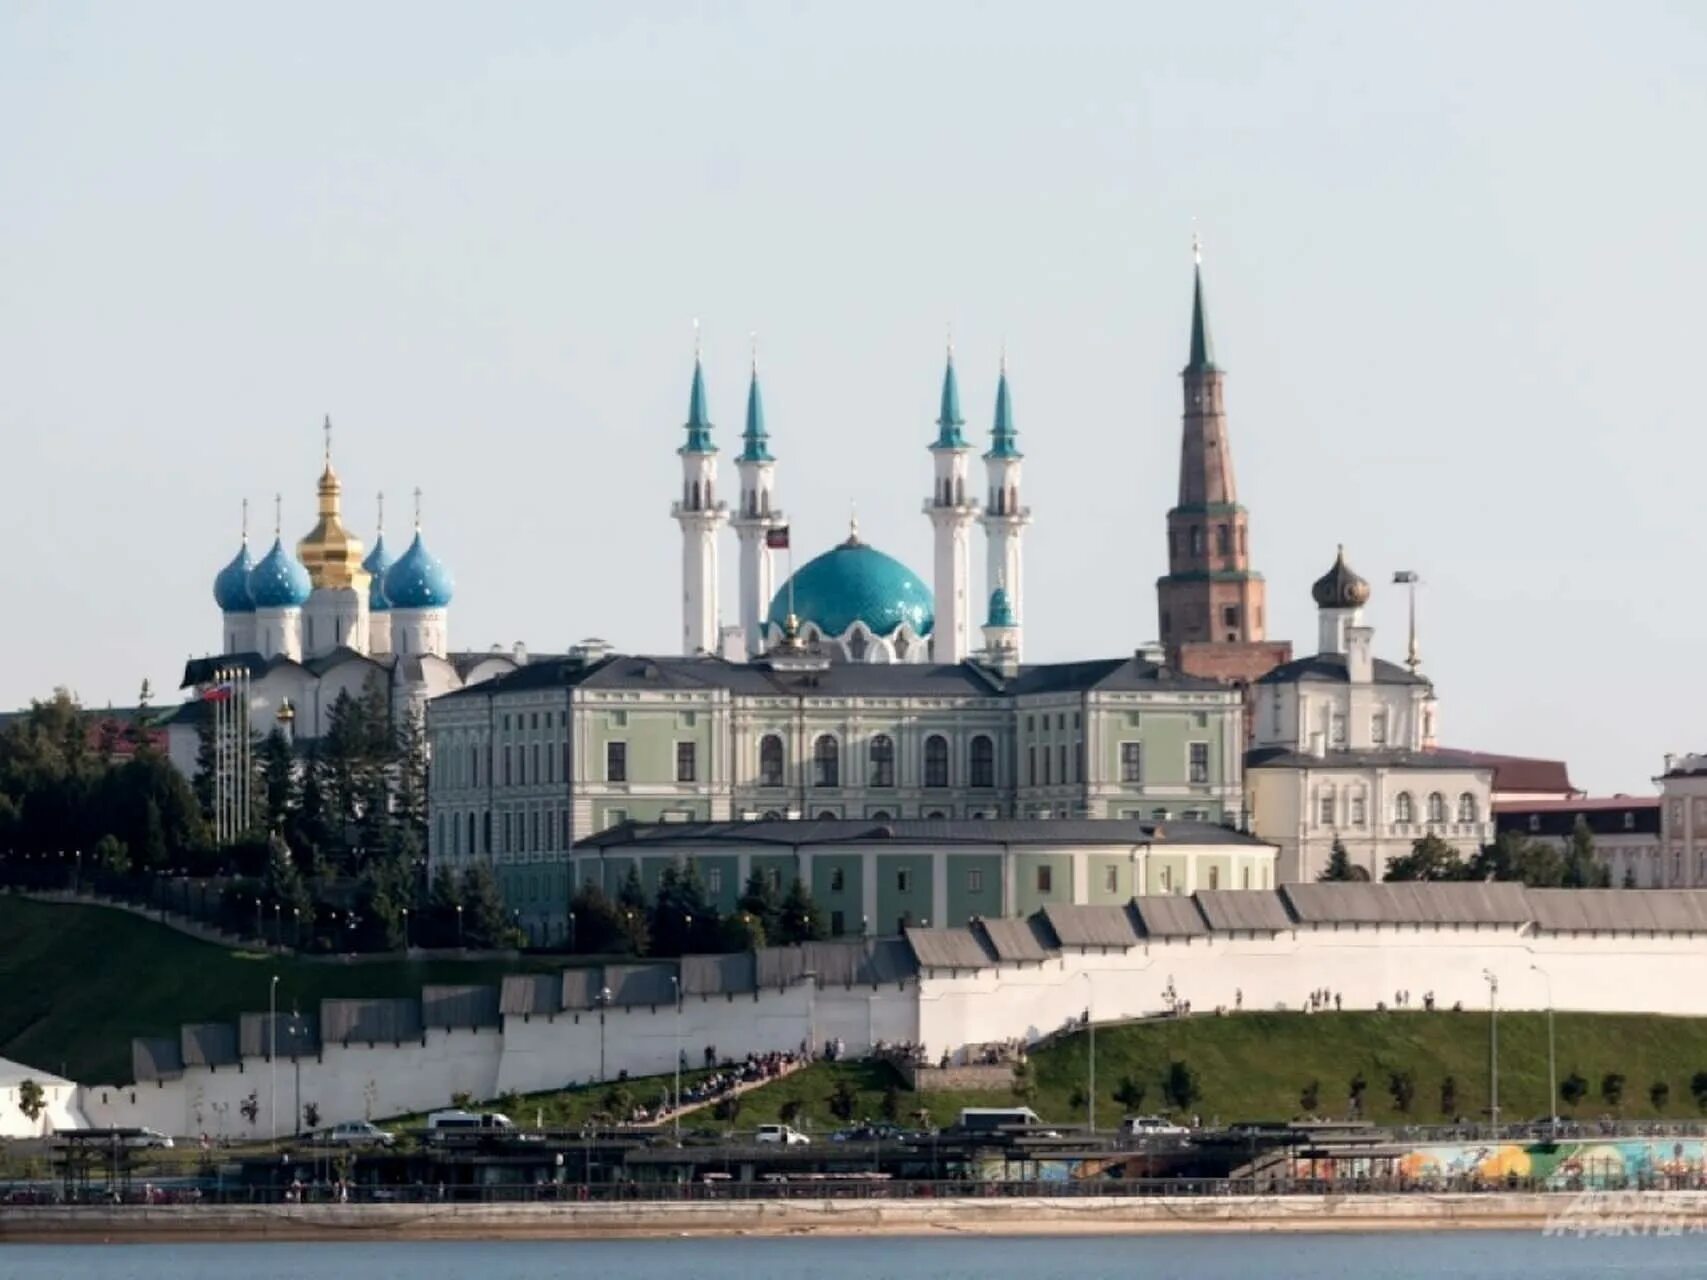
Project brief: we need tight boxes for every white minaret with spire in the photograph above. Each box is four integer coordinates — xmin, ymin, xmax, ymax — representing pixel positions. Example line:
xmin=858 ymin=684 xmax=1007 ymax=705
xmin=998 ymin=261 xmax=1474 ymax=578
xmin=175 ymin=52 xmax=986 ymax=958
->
xmin=978 ymin=351 xmax=1031 ymax=661
xmin=923 ymin=342 xmax=981 ymax=663
xmin=672 ymin=325 xmax=728 ymax=655
xmin=730 ymin=338 xmax=786 ymax=658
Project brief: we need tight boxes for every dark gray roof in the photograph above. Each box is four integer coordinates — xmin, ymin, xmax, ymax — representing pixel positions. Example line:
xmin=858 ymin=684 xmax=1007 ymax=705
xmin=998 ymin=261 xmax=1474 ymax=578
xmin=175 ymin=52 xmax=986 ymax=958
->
xmin=561 ymin=968 xmax=602 ymax=1011
xmin=602 ymin=963 xmax=679 ymax=1008
xmin=1195 ymin=889 xmax=1294 ymax=933
xmin=180 ymin=1022 xmax=239 ymax=1069
xmin=239 ymin=1011 xmax=319 ymax=1059
xmin=1131 ymin=895 xmax=1210 ymax=938
xmin=500 ymin=973 xmax=563 ymax=1017
xmin=758 ymin=662 xmax=1004 ymax=698
xmin=1526 ymin=889 xmax=1707 ymax=933
xmin=681 ymin=952 xmax=756 ymax=997
xmin=578 ymin=817 xmax=1263 ymax=850
xmin=1038 ymin=903 xmax=1142 ymax=950
xmin=1247 ymin=746 xmax=1495 ymax=772
xmin=1257 ymin=652 xmax=1430 ymax=687
xmin=421 ymin=984 xmax=501 ymax=1030
xmin=320 ymin=998 xmax=423 ymax=1044
xmin=906 ymin=927 xmax=996 ymax=970
xmin=132 ymin=1037 xmax=183 ymax=1083
xmin=1004 ymin=654 xmax=1227 ymax=695
xmin=753 ymin=939 xmax=918 ymax=987
xmin=976 ymin=917 xmax=1054 ymax=963
xmin=1281 ymin=881 xmax=1529 ymax=926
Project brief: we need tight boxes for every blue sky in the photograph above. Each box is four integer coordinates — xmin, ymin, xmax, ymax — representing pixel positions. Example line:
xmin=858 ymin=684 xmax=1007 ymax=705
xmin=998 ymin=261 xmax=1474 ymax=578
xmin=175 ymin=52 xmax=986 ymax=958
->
xmin=2 ymin=2 xmax=1703 ymax=792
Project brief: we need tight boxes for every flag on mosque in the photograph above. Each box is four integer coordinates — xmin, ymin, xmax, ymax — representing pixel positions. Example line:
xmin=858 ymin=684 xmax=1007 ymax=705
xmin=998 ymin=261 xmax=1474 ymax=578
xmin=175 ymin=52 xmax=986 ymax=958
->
xmin=201 ymin=683 xmax=234 ymax=703
xmin=765 ymin=526 xmax=791 ymax=549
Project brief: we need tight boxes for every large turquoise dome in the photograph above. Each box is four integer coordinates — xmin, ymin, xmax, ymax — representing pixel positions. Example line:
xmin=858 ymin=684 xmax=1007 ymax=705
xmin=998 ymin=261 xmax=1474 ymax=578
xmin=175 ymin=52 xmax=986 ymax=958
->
xmin=384 ymin=530 xmax=455 ymax=609
xmin=213 ymin=540 xmax=255 ymax=613
xmin=767 ymin=536 xmax=933 ymax=639
xmin=246 ymin=537 xmax=312 ymax=609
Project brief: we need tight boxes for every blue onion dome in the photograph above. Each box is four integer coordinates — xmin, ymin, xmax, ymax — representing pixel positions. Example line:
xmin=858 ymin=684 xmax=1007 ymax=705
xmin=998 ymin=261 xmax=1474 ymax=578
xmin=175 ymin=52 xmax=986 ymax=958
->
xmin=362 ymin=533 xmax=395 ymax=612
xmin=246 ymin=537 xmax=312 ymax=608
xmin=383 ymin=530 xmax=455 ymax=609
xmin=213 ymin=540 xmax=255 ymax=613
xmin=987 ymin=585 xmax=1015 ymax=628
xmin=767 ymin=532 xmax=933 ymax=638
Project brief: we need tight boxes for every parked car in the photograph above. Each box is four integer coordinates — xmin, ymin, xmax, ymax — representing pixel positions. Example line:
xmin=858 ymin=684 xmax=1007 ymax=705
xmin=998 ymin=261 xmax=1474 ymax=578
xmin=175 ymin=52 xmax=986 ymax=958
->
xmin=124 ymin=1128 xmax=174 ymax=1149
xmin=755 ymin=1124 xmax=811 ymax=1146
xmin=316 ymin=1121 xmax=396 ymax=1147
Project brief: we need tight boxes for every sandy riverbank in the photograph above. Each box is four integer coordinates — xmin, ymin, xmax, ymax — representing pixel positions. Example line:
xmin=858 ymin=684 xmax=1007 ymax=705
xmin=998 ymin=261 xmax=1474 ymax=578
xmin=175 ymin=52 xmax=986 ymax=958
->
xmin=7 ymin=1192 xmax=1707 ymax=1242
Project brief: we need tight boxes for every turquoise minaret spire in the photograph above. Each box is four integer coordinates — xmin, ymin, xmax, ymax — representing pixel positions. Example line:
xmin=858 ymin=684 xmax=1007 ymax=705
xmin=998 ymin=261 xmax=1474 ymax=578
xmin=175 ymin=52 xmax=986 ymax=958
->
xmin=737 ymin=355 xmax=772 ymax=463
xmin=985 ymin=352 xmax=1022 ymax=460
xmin=681 ymin=329 xmax=716 ymax=454
xmin=931 ymin=344 xmax=967 ymax=449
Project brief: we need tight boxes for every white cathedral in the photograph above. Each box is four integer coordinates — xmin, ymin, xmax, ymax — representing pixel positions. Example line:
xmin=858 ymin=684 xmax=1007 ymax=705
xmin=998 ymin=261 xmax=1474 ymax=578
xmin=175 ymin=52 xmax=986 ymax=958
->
xmin=674 ymin=343 xmax=1030 ymax=667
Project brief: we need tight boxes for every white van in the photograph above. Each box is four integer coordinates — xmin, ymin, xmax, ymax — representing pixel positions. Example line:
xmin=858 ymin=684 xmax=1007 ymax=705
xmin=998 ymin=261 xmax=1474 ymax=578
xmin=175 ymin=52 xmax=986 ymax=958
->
xmin=755 ymin=1124 xmax=810 ymax=1146
xmin=426 ymin=1109 xmax=515 ymax=1134
xmin=1122 ymin=1114 xmax=1190 ymax=1136
xmin=956 ymin=1107 xmax=1042 ymax=1133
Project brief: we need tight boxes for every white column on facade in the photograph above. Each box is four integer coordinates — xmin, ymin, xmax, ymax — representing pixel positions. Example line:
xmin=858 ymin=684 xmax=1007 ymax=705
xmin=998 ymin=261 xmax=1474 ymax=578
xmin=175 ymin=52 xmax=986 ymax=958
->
xmin=737 ymin=850 xmax=752 ymax=895
xmin=861 ymin=855 xmax=879 ymax=936
xmin=1002 ymin=848 xmax=1017 ymax=917
xmin=1071 ymin=851 xmax=1089 ymax=904
xmin=931 ymin=851 xmax=949 ymax=927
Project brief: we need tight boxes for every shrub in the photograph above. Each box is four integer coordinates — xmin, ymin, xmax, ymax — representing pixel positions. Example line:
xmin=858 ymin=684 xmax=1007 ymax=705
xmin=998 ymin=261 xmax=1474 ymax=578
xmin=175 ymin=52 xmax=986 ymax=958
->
xmin=1388 ymin=1071 xmax=1416 ymax=1114
xmin=1299 ymin=1080 xmax=1321 ymax=1114
xmin=828 ymin=1079 xmax=858 ymax=1122
xmin=1348 ymin=1072 xmax=1368 ymax=1115
xmin=1163 ymin=1060 xmax=1202 ymax=1112
xmin=1114 ymin=1075 xmax=1147 ymax=1113
xmin=1440 ymin=1075 xmax=1459 ymax=1117
xmin=1601 ymin=1073 xmax=1626 ymax=1107
xmin=1651 ymin=1081 xmax=1671 ymax=1111
xmin=1560 ymin=1072 xmax=1589 ymax=1108
xmin=1691 ymin=1072 xmax=1707 ymax=1112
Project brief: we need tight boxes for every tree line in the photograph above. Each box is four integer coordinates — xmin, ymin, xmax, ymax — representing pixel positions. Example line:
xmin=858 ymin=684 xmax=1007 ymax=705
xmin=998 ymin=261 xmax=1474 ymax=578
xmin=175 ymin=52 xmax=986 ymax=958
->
xmin=1321 ymin=822 xmax=1613 ymax=886
xmin=569 ymin=862 xmax=829 ymax=957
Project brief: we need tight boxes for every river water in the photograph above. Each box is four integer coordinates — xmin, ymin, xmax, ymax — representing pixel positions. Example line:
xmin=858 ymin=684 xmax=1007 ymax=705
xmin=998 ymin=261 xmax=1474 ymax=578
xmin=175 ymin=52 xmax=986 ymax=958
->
xmin=3 ymin=1233 xmax=1702 ymax=1279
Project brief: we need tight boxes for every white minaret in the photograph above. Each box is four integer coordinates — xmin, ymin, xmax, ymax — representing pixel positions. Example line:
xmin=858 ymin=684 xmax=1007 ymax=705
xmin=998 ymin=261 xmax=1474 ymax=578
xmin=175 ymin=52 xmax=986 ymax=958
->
xmin=672 ymin=330 xmax=728 ymax=655
xmin=978 ymin=353 xmax=1032 ymax=661
xmin=922 ymin=344 xmax=980 ymax=662
xmin=730 ymin=341 xmax=786 ymax=658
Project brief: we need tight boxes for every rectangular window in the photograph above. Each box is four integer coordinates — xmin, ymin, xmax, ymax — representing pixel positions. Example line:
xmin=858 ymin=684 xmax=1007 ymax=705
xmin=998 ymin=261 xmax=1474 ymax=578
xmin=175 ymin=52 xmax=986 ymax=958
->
xmin=503 ymin=714 xmax=511 ymax=731
xmin=1028 ymin=745 xmax=1037 ymax=786
xmin=611 ymin=709 xmax=628 ymax=727
xmin=1330 ymin=713 xmax=1347 ymax=747
xmin=530 ymin=810 xmax=540 ymax=850
xmin=1319 ymin=794 xmax=1335 ymax=826
xmin=707 ymin=867 xmax=722 ymax=895
xmin=1104 ymin=865 xmax=1118 ymax=893
xmin=830 ymin=910 xmax=845 ymax=937
xmin=1120 ymin=741 xmax=1143 ymax=784
xmin=1026 ymin=715 xmax=1035 ymax=732
xmin=606 ymin=807 xmax=628 ymax=827
xmin=897 ymin=868 xmax=912 ymax=893
xmin=1058 ymin=743 xmax=1067 ymax=784
xmin=530 ymin=712 xmax=539 ymax=730
xmin=1127 ymin=710 xmax=1141 ymax=728
xmin=675 ymin=741 xmax=697 ymax=783
xmin=1351 ymin=795 xmax=1367 ymax=826
xmin=606 ymin=741 xmax=627 ymax=782
xmin=1056 ymin=713 xmax=1066 ymax=731
xmin=562 ymin=810 xmax=571 ymax=847
xmin=1194 ymin=711 xmax=1208 ymax=729
xmin=1036 ymin=865 xmax=1053 ymax=893
xmin=503 ymin=746 xmax=513 ymax=786
xmin=1189 ymin=742 xmax=1210 ymax=784
xmin=967 ymin=868 xmax=983 ymax=893
xmin=830 ymin=866 xmax=846 ymax=892
xmin=1371 ymin=712 xmax=1388 ymax=746
xmin=531 ymin=743 xmax=540 ymax=784
xmin=1042 ymin=750 xmax=1051 ymax=786
xmin=502 ymin=812 xmax=513 ymax=853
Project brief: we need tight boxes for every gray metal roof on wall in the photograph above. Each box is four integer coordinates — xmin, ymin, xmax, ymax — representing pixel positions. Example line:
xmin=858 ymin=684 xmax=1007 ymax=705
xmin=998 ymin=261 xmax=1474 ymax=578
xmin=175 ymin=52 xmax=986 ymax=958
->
xmin=1131 ymin=895 xmax=1210 ymax=938
xmin=603 ymin=963 xmax=679 ymax=1008
xmin=239 ymin=1011 xmax=320 ymax=1059
xmin=1526 ymin=889 xmax=1707 ymax=933
xmin=501 ymin=973 xmax=563 ymax=1017
xmin=421 ymin=984 xmax=501 ymax=1030
xmin=180 ymin=1022 xmax=239 ymax=1068
xmin=132 ymin=1037 xmax=183 ymax=1083
xmin=561 ymin=968 xmax=602 ymax=1011
xmin=977 ymin=917 xmax=1054 ymax=963
xmin=320 ymin=998 xmax=423 ymax=1044
xmin=906 ymin=927 xmax=996 ymax=970
xmin=1194 ymin=889 xmax=1294 ymax=933
xmin=681 ymin=952 xmax=756 ymax=997
xmin=1282 ymin=881 xmax=1529 ymax=925
xmin=754 ymin=939 xmax=918 ymax=987
xmin=1039 ymin=903 xmax=1142 ymax=950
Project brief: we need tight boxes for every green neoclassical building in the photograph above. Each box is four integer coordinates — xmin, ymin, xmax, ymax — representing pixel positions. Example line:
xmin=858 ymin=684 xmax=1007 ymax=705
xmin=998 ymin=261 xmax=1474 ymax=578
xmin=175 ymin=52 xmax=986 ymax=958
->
xmin=426 ymin=643 xmax=1247 ymax=943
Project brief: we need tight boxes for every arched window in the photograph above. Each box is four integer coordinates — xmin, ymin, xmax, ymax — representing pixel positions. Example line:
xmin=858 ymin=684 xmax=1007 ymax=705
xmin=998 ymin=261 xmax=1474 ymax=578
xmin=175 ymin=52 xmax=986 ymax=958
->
xmin=869 ymin=734 xmax=895 ymax=788
xmin=969 ymin=735 xmax=995 ymax=788
xmin=870 ymin=811 xmax=892 ymax=821
xmin=924 ymin=734 xmax=949 ymax=788
xmin=466 ymin=811 xmax=477 ymax=854
xmin=1395 ymin=792 xmax=1414 ymax=824
xmin=759 ymin=734 xmax=785 ymax=787
xmin=817 ymin=810 xmax=838 ymax=821
xmin=1457 ymin=792 xmax=1478 ymax=823
xmin=813 ymin=734 xmax=840 ymax=788
xmin=847 ymin=628 xmax=869 ymax=661
xmin=1427 ymin=792 xmax=1446 ymax=824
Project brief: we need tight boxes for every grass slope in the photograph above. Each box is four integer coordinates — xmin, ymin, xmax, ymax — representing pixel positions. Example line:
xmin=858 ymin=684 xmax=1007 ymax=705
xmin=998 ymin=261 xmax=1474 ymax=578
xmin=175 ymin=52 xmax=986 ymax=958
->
xmin=0 ymin=895 xmax=556 ymax=1084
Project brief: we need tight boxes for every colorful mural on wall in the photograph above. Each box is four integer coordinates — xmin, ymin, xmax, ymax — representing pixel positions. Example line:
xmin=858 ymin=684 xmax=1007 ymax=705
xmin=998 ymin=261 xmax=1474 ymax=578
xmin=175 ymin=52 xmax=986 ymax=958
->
xmin=1289 ymin=1138 xmax=1707 ymax=1190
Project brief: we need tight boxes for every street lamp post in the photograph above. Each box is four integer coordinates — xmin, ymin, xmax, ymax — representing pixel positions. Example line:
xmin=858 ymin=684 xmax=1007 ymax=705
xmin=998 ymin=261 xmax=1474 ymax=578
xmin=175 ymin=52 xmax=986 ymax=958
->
xmin=269 ymin=975 xmax=279 ymax=1146
xmin=1482 ymin=969 xmax=1500 ymax=1128
xmin=1531 ymin=963 xmax=1557 ymax=1132
xmin=598 ymin=985 xmax=612 ymax=1082
xmin=1081 ymin=970 xmax=1096 ymax=1134
xmin=456 ymin=904 xmax=464 ymax=949
xmin=669 ymin=974 xmax=682 ymax=1144
xmin=400 ymin=907 xmax=410 ymax=952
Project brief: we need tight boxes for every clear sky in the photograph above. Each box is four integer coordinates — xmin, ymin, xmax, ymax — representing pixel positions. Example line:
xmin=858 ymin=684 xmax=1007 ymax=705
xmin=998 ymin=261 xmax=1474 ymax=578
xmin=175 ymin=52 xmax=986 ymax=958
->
xmin=2 ymin=2 xmax=1702 ymax=794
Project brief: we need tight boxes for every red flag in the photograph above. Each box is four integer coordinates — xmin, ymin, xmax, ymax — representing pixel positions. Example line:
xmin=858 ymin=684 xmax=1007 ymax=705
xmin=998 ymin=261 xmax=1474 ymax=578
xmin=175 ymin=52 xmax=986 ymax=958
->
xmin=201 ymin=683 xmax=233 ymax=703
xmin=765 ymin=526 xmax=790 ymax=549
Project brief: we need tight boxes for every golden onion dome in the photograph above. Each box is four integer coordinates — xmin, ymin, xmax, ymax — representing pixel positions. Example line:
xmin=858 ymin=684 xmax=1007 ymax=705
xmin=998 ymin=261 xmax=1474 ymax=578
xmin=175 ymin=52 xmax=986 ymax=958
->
xmin=295 ymin=418 xmax=371 ymax=594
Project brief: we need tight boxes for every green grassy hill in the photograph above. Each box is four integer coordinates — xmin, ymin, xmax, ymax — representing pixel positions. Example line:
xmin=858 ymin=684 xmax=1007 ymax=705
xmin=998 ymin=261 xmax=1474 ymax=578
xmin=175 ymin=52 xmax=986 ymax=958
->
xmin=0 ymin=895 xmax=557 ymax=1084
